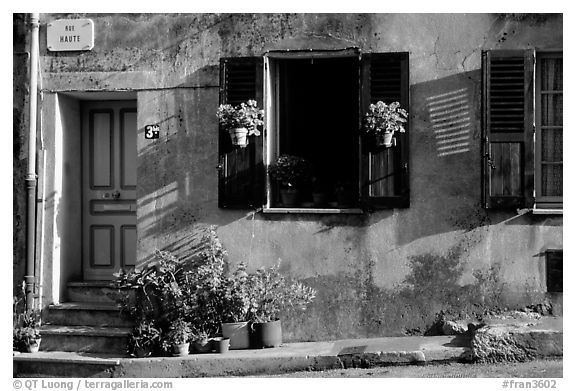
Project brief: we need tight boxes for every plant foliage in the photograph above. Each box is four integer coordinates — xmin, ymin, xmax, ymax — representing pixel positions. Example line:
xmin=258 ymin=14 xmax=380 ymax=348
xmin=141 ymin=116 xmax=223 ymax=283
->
xmin=267 ymin=155 xmax=312 ymax=187
xmin=363 ymin=101 xmax=408 ymax=136
xmin=217 ymin=100 xmax=264 ymax=135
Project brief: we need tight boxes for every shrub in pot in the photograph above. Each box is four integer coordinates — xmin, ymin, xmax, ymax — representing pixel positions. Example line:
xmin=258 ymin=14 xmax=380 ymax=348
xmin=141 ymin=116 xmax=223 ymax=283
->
xmin=268 ymin=155 xmax=312 ymax=207
xmin=246 ymin=266 xmax=316 ymax=348
xmin=164 ymin=319 xmax=192 ymax=357
xmin=363 ymin=101 xmax=408 ymax=148
xmin=217 ymin=100 xmax=264 ymax=148
xmin=219 ymin=263 xmax=252 ymax=349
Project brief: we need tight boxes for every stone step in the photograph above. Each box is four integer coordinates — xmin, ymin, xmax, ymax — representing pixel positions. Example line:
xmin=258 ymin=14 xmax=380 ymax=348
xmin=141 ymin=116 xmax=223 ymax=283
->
xmin=67 ymin=281 xmax=134 ymax=304
xmin=40 ymin=325 xmax=131 ymax=354
xmin=45 ymin=302 xmax=133 ymax=328
xmin=13 ymin=352 xmax=120 ymax=378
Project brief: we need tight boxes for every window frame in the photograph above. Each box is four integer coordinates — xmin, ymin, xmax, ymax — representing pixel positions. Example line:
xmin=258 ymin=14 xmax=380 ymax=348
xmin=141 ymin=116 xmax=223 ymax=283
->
xmin=534 ymin=50 xmax=563 ymax=210
xmin=262 ymin=49 xmax=364 ymax=214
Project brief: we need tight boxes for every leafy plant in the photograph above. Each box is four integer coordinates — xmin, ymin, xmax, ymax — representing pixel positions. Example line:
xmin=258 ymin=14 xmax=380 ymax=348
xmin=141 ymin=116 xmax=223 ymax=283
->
xmin=217 ymin=99 xmax=264 ymax=135
xmin=363 ymin=101 xmax=408 ymax=136
xmin=246 ymin=266 xmax=317 ymax=323
xmin=128 ymin=319 xmax=162 ymax=356
xmin=13 ymin=281 xmax=42 ymax=351
xmin=220 ymin=263 xmax=251 ymax=323
xmin=268 ymin=155 xmax=312 ymax=187
xmin=164 ymin=319 xmax=192 ymax=345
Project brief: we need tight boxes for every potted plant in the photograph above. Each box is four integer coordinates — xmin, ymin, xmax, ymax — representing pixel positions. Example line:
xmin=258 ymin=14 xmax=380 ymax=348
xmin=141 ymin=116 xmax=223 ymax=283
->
xmin=268 ymin=155 xmax=311 ymax=207
xmin=217 ymin=99 xmax=264 ymax=148
xmin=363 ymin=101 xmax=408 ymax=147
xmin=128 ymin=319 xmax=161 ymax=358
xmin=190 ymin=329 xmax=212 ymax=353
xmin=219 ymin=263 xmax=252 ymax=349
xmin=14 ymin=326 xmax=42 ymax=353
xmin=164 ymin=319 xmax=192 ymax=357
xmin=246 ymin=266 xmax=316 ymax=348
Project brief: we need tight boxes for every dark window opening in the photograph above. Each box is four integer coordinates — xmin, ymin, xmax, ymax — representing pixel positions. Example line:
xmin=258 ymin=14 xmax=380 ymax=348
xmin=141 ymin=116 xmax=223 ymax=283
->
xmin=546 ymin=250 xmax=563 ymax=293
xmin=272 ymin=56 xmax=360 ymax=208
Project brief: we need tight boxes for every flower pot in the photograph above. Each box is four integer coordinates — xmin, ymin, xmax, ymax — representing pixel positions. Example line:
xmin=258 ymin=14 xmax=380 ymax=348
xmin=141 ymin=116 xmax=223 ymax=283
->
xmin=229 ymin=128 xmax=249 ymax=148
xmin=250 ymin=319 xmax=282 ymax=349
xmin=134 ymin=346 xmax=153 ymax=358
xmin=212 ymin=337 xmax=230 ymax=354
xmin=280 ymin=188 xmax=299 ymax=207
xmin=172 ymin=342 xmax=190 ymax=357
xmin=221 ymin=321 xmax=250 ymax=350
xmin=25 ymin=339 xmax=41 ymax=353
xmin=191 ymin=338 xmax=212 ymax=354
xmin=375 ymin=132 xmax=394 ymax=147
xmin=312 ymin=192 xmax=329 ymax=207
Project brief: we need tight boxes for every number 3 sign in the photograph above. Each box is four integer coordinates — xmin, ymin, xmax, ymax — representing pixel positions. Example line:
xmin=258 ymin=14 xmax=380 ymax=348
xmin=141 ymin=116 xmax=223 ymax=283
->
xmin=145 ymin=124 xmax=160 ymax=139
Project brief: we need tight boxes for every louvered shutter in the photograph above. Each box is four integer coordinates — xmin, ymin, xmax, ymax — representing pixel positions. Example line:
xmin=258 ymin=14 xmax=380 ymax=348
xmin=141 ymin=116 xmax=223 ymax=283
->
xmin=360 ymin=52 xmax=410 ymax=209
xmin=482 ymin=50 xmax=534 ymax=209
xmin=218 ymin=57 xmax=264 ymax=208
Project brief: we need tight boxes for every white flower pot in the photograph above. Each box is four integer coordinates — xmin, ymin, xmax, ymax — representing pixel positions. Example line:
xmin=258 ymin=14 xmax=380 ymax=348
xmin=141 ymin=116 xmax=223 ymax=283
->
xmin=229 ymin=128 xmax=249 ymax=148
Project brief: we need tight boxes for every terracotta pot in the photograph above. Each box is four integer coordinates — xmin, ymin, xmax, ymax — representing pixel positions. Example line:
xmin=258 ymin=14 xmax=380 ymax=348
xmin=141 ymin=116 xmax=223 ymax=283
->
xmin=375 ymin=132 xmax=394 ymax=147
xmin=172 ymin=342 xmax=190 ymax=357
xmin=212 ymin=337 xmax=230 ymax=353
xmin=221 ymin=321 xmax=250 ymax=349
xmin=229 ymin=128 xmax=249 ymax=148
xmin=250 ymin=319 xmax=282 ymax=349
xmin=134 ymin=346 xmax=153 ymax=358
xmin=280 ymin=188 xmax=299 ymax=207
xmin=25 ymin=339 xmax=41 ymax=353
xmin=312 ymin=192 xmax=329 ymax=207
xmin=192 ymin=338 xmax=212 ymax=353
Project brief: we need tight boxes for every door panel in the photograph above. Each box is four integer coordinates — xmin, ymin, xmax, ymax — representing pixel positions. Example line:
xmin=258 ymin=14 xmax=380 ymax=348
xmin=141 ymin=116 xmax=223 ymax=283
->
xmin=82 ymin=101 xmax=137 ymax=280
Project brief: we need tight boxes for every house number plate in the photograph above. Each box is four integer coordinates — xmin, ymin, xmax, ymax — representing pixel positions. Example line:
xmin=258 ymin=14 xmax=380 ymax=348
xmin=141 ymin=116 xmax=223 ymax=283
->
xmin=145 ymin=125 xmax=160 ymax=139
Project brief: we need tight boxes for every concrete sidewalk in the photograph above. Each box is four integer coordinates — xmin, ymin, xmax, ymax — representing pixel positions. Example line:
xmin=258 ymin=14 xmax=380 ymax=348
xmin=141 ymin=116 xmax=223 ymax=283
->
xmin=14 ymin=335 xmax=470 ymax=378
xmin=13 ymin=316 xmax=562 ymax=378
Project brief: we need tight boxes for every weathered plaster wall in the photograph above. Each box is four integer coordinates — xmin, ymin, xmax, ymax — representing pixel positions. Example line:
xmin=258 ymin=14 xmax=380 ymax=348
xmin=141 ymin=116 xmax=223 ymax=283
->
xmin=36 ymin=13 xmax=562 ymax=340
xmin=13 ymin=14 xmax=28 ymax=295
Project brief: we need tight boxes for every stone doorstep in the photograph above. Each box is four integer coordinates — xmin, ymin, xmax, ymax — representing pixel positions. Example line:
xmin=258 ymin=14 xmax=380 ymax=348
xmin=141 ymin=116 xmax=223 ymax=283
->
xmin=39 ymin=325 xmax=131 ymax=354
xmin=45 ymin=302 xmax=132 ymax=328
xmin=41 ymin=325 xmax=132 ymax=337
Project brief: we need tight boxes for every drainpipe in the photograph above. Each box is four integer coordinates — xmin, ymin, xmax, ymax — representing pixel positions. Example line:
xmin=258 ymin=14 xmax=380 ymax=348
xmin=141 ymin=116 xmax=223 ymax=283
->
xmin=25 ymin=13 xmax=40 ymax=310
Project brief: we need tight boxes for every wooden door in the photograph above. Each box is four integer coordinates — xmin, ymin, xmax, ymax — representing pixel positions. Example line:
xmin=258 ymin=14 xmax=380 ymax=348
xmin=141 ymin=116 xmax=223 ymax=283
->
xmin=82 ymin=101 xmax=137 ymax=280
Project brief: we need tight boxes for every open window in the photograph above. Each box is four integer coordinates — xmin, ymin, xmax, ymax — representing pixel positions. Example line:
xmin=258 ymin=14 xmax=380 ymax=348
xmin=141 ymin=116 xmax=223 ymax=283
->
xmin=219 ymin=51 xmax=410 ymax=212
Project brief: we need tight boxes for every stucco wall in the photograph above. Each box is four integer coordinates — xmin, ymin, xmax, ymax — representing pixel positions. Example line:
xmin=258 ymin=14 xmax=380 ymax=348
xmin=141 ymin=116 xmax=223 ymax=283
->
xmin=36 ymin=13 xmax=562 ymax=340
xmin=13 ymin=13 xmax=29 ymax=295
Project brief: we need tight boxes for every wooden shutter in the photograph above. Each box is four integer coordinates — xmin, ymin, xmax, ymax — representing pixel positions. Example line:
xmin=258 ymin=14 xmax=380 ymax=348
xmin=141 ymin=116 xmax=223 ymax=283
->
xmin=360 ymin=52 xmax=410 ymax=209
xmin=218 ymin=57 xmax=264 ymax=208
xmin=482 ymin=50 xmax=534 ymax=209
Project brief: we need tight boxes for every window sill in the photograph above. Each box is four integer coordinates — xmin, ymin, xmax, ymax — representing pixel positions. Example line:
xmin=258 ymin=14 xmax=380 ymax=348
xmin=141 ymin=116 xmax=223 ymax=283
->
xmin=262 ymin=207 xmax=364 ymax=214
xmin=532 ymin=208 xmax=563 ymax=215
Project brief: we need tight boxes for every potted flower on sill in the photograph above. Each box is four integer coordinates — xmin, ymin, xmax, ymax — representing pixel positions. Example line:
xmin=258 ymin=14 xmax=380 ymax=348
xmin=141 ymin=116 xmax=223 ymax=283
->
xmin=128 ymin=319 xmax=161 ymax=358
xmin=165 ymin=319 xmax=192 ymax=357
xmin=220 ymin=263 xmax=252 ymax=350
xmin=217 ymin=99 xmax=264 ymax=148
xmin=246 ymin=266 xmax=316 ymax=349
xmin=363 ymin=101 xmax=408 ymax=147
xmin=268 ymin=155 xmax=311 ymax=207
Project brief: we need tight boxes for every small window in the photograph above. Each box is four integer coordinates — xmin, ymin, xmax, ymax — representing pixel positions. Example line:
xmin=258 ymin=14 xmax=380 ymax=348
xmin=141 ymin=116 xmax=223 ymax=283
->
xmin=535 ymin=52 xmax=563 ymax=208
xmin=546 ymin=250 xmax=563 ymax=293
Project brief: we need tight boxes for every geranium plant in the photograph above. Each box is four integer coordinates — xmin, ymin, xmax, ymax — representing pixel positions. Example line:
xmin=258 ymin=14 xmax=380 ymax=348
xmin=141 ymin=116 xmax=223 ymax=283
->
xmin=363 ymin=101 xmax=408 ymax=144
xmin=220 ymin=263 xmax=251 ymax=323
xmin=217 ymin=100 xmax=264 ymax=136
xmin=267 ymin=155 xmax=311 ymax=188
